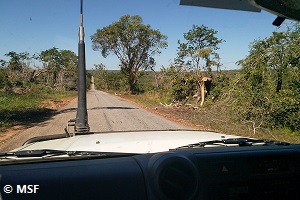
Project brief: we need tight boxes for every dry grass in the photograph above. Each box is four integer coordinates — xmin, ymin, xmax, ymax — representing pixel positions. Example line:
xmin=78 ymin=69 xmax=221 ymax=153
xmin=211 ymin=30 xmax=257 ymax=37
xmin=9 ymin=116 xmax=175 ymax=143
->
xmin=119 ymin=92 xmax=300 ymax=144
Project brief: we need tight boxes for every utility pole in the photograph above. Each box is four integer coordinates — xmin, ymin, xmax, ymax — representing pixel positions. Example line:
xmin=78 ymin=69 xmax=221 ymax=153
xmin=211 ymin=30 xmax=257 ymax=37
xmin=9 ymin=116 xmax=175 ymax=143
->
xmin=75 ymin=0 xmax=90 ymax=133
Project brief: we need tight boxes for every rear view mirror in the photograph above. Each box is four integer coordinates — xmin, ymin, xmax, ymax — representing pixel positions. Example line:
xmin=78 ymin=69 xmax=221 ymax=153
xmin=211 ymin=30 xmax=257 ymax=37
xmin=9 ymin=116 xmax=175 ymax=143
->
xmin=252 ymin=0 xmax=300 ymax=22
xmin=180 ymin=0 xmax=300 ymax=26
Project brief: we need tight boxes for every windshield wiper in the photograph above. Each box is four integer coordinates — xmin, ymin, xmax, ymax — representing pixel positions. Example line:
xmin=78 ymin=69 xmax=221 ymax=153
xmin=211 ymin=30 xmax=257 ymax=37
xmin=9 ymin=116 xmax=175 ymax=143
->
xmin=173 ymin=138 xmax=290 ymax=150
xmin=0 ymin=149 xmax=136 ymax=159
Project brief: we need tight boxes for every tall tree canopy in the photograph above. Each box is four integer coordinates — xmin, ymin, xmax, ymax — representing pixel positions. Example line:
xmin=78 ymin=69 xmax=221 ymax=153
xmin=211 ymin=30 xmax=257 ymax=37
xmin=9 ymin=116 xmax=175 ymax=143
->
xmin=91 ymin=15 xmax=168 ymax=94
xmin=36 ymin=47 xmax=78 ymax=90
xmin=4 ymin=51 xmax=31 ymax=72
xmin=232 ymin=23 xmax=300 ymax=132
xmin=3 ymin=51 xmax=33 ymax=87
xmin=176 ymin=25 xmax=224 ymax=76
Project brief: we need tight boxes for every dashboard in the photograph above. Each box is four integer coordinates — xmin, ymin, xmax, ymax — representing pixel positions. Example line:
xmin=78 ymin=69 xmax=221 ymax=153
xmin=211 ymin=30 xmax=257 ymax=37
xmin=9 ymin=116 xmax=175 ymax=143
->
xmin=1 ymin=144 xmax=300 ymax=200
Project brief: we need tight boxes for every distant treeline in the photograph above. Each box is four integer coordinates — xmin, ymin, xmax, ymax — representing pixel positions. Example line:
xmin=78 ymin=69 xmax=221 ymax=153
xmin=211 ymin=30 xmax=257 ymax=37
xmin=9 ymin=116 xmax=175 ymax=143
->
xmin=0 ymin=47 xmax=78 ymax=93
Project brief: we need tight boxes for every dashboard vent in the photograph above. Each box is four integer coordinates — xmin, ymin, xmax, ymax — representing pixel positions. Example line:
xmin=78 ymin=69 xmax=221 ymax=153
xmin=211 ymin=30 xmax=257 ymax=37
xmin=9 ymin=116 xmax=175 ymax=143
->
xmin=150 ymin=154 xmax=198 ymax=200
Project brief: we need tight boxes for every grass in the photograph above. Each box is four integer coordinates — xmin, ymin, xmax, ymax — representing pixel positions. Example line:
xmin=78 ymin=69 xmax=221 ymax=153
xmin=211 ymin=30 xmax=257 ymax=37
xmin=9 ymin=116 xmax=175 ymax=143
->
xmin=118 ymin=91 xmax=300 ymax=144
xmin=118 ymin=90 xmax=173 ymax=107
xmin=0 ymin=88 xmax=76 ymax=133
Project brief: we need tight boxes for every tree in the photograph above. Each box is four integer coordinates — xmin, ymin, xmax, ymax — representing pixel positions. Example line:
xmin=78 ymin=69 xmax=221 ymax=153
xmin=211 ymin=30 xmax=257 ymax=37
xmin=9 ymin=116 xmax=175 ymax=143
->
xmin=176 ymin=25 xmax=224 ymax=76
xmin=238 ymin=23 xmax=300 ymax=94
xmin=231 ymin=22 xmax=300 ymax=132
xmin=91 ymin=15 xmax=168 ymax=94
xmin=92 ymin=63 xmax=108 ymax=90
xmin=37 ymin=47 xmax=61 ymax=87
xmin=266 ymin=26 xmax=300 ymax=92
xmin=0 ymin=59 xmax=9 ymax=89
xmin=59 ymin=49 xmax=78 ymax=90
xmin=4 ymin=51 xmax=33 ymax=87
xmin=37 ymin=47 xmax=77 ymax=90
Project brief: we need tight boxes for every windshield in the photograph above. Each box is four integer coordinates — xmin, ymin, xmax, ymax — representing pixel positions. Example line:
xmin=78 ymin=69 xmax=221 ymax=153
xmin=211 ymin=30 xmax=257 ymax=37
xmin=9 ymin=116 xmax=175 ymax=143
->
xmin=0 ymin=0 xmax=299 ymax=155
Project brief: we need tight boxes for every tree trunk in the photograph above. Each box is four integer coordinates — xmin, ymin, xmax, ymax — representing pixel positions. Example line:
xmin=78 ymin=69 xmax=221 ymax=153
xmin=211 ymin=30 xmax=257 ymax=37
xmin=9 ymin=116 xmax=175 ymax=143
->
xmin=276 ymin=68 xmax=283 ymax=92
xmin=128 ymin=74 xmax=136 ymax=94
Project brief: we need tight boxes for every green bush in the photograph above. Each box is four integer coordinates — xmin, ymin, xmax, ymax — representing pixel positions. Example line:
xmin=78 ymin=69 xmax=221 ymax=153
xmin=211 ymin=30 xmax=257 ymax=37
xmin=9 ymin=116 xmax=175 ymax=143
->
xmin=269 ymin=90 xmax=300 ymax=131
xmin=171 ymin=73 xmax=197 ymax=101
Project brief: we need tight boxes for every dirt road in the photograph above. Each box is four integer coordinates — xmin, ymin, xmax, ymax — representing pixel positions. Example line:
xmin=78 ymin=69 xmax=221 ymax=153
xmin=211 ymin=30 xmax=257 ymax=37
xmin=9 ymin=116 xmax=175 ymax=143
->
xmin=0 ymin=90 xmax=188 ymax=152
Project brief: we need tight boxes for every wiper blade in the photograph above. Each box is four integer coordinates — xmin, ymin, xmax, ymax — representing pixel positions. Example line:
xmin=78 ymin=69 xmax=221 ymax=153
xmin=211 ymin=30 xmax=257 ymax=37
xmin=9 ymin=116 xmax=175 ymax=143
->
xmin=0 ymin=149 xmax=135 ymax=159
xmin=15 ymin=150 xmax=103 ymax=157
xmin=173 ymin=138 xmax=290 ymax=150
xmin=0 ymin=150 xmax=101 ymax=158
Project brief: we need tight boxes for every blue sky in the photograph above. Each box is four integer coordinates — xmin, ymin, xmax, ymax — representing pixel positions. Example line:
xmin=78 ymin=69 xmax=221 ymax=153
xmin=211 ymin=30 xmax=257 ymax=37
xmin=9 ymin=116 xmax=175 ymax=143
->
xmin=0 ymin=0 xmax=290 ymax=70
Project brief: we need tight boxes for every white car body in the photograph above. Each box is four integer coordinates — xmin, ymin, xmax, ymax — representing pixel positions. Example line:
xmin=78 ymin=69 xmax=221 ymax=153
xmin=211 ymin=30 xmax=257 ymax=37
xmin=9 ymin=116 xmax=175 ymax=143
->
xmin=12 ymin=130 xmax=240 ymax=153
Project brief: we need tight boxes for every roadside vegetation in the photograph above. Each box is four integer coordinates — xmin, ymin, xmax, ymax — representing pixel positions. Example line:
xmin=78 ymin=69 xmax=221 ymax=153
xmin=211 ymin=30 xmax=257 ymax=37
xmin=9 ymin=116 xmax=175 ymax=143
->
xmin=0 ymin=48 xmax=78 ymax=133
xmin=92 ymin=18 xmax=300 ymax=143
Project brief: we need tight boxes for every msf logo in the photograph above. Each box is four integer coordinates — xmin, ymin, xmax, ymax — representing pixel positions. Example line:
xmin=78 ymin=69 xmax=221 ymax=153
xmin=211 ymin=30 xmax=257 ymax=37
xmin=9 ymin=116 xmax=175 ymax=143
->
xmin=17 ymin=185 xmax=39 ymax=194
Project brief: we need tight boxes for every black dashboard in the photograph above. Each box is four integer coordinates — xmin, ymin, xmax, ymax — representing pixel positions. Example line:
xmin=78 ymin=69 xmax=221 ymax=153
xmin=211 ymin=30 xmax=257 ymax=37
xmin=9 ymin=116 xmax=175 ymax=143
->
xmin=1 ymin=145 xmax=300 ymax=200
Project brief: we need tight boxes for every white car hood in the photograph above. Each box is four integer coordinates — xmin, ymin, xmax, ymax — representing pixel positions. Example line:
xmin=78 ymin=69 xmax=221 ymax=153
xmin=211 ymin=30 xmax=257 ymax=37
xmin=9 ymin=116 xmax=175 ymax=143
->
xmin=14 ymin=130 xmax=240 ymax=154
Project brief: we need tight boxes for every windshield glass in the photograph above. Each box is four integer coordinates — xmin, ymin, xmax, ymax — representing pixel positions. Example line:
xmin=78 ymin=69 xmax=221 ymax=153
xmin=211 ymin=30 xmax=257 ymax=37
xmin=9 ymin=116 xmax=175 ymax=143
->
xmin=0 ymin=0 xmax=299 ymax=155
